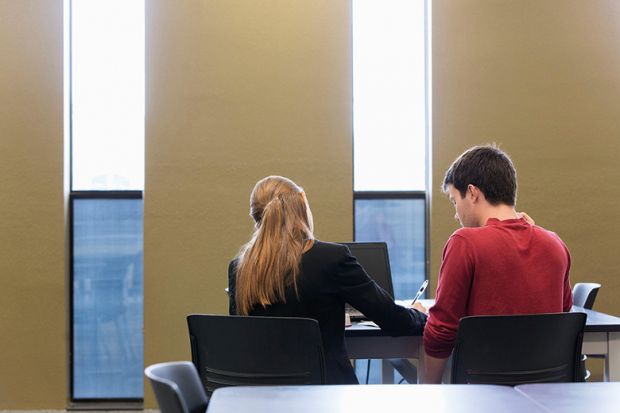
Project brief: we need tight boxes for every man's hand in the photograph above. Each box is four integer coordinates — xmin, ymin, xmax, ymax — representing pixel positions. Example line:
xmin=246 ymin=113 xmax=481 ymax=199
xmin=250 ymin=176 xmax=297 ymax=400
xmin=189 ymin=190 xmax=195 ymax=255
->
xmin=411 ymin=301 xmax=428 ymax=314
xmin=517 ymin=211 xmax=535 ymax=225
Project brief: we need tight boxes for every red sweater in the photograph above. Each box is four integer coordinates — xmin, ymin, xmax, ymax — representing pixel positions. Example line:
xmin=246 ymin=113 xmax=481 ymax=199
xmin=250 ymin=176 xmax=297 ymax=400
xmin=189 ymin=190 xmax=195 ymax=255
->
xmin=424 ymin=217 xmax=573 ymax=358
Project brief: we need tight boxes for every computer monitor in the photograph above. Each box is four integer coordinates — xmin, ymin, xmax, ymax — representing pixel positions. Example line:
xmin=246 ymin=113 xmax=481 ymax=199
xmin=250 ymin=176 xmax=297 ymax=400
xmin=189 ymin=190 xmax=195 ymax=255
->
xmin=343 ymin=242 xmax=394 ymax=298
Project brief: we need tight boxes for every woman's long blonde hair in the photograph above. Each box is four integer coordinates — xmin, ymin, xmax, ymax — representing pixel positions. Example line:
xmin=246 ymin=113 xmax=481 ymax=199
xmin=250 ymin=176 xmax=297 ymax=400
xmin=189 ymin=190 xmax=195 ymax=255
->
xmin=235 ymin=176 xmax=315 ymax=315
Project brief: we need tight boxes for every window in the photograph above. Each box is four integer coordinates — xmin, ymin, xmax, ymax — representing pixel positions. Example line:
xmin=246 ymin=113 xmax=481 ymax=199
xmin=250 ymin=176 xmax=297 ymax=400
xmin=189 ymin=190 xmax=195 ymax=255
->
xmin=355 ymin=195 xmax=426 ymax=298
xmin=69 ymin=0 xmax=145 ymax=401
xmin=71 ymin=0 xmax=144 ymax=190
xmin=352 ymin=0 xmax=430 ymax=383
xmin=71 ymin=195 xmax=143 ymax=399
xmin=353 ymin=0 xmax=427 ymax=194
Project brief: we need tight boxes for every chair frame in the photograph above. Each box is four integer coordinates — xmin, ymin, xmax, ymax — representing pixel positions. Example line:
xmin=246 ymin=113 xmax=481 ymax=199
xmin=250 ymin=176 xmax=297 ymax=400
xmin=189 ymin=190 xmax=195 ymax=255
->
xmin=187 ymin=314 xmax=326 ymax=393
xmin=572 ymin=282 xmax=601 ymax=310
xmin=145 ymin=361 xmax=209 ymax=413
xmin=451 ymin=312 xmax=587 ymax=386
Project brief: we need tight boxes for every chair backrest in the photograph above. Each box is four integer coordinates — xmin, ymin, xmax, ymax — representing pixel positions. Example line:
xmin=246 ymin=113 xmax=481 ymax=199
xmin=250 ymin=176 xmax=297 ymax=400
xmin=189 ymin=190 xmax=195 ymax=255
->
xmin=572 ymin=282 xmax=601 ymax=309
xmin=144 ymin=361 xmax=209 ymax=413
xmin=187 ymin=314 xmax=325 ymax=393
xmin=451 ymin=312 xmax=587 ymax=386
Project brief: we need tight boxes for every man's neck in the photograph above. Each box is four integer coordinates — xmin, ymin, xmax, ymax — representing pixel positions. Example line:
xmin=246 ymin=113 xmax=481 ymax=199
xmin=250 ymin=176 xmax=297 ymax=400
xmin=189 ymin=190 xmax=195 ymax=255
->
xmin=477 ymin=204 xmax=518 ymax=226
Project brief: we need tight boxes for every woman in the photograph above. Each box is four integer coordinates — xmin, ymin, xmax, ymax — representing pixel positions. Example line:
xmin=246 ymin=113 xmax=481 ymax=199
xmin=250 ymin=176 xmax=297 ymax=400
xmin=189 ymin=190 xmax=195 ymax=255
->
xmin=228 ymin=176 xmax=426 ymax=384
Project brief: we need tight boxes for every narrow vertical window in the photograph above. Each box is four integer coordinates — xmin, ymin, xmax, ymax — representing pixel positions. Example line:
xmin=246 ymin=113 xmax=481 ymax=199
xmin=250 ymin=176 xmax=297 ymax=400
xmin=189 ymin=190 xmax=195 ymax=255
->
xmin=71 ymin=0 xmax=144 ymax=191
xmin=352 ymin=0 xmax=430 ymax=383
xmin=353 ymin=0 xmax=429 ymax=300
xmin=69 ymin=0 xmax=145 ymax=401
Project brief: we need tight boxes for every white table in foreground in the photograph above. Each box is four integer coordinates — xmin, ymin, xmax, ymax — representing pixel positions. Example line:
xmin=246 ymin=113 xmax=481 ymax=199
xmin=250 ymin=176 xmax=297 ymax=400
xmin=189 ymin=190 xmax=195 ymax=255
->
xmin=515 ymin=382 xmax=620 ymax=413
xmin=207 ymin=385 xmax=547 ymax=413
xmin=345 ymin=302 xmax=620 ymax=382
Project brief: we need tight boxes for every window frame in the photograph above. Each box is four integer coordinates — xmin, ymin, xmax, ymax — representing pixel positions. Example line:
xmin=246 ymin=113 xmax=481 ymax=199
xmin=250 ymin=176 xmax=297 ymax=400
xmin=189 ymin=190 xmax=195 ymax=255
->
xmin=351 ymin=0 xmax=432 ymax=297
xmin=66 ymin=0 xmax=145 ymax=405
xmin=352 ymin=191 xmax=430 ymax=297
xmin=68 ymin=190 xmax=143 ymax=406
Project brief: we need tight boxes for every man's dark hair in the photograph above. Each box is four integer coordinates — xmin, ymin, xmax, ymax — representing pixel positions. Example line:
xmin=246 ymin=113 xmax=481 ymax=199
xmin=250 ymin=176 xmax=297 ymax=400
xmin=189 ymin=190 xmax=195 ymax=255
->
xmin=442 ymin=145 xmax=517 ymax=206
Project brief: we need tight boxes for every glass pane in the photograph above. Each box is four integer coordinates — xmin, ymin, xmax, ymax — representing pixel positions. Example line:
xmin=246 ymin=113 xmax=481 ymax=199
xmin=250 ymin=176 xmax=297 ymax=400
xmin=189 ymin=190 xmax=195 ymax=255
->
xmin=353 ymin=0 xmax=426 ymax=191
xmin=72 ymin=198 xmax=144 ymax=399
xmin=71 ymin=0 xmax=145 ymax=190
xmin=354 ymin=198 xmax=425 ymax=300
xmin=354 ymin=360 xmax=407 ymax=384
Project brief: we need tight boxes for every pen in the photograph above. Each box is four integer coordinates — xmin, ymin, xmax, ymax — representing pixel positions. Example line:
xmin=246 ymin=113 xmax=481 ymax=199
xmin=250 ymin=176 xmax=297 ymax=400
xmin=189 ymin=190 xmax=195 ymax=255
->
xmin=411 ymin=279 xmax=429 ymax=305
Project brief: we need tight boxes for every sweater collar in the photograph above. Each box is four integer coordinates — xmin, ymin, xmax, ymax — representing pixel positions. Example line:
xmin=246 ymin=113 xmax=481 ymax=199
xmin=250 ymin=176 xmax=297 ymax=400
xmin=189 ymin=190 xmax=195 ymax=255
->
xmin=485 ymin=217 xmax=529 ymax=226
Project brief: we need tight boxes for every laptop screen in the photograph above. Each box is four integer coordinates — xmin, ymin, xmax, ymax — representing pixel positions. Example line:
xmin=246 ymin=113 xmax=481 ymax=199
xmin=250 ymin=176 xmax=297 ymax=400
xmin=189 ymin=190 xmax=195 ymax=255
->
xmin=343 ymin=242 xmax=394 ymax=298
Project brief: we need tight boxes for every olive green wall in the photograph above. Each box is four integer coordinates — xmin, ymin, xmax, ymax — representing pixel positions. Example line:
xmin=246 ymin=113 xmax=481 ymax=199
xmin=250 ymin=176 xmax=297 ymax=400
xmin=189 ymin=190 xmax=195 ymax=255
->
xmin=0 ymin=0 xmax=65 ymax=408
xmin=431 ymin=0 xmax=620 ymax=319
xmin=144 ymin=0 xmax=352 ymax=406
xmin=3 ymin=0 xmax=620 ymax=408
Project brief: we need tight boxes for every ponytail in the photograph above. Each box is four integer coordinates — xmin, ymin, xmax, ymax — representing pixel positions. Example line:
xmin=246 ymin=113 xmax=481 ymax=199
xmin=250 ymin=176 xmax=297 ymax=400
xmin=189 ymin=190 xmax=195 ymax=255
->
xmin=235 ymin=176 xmax=314 ymax=315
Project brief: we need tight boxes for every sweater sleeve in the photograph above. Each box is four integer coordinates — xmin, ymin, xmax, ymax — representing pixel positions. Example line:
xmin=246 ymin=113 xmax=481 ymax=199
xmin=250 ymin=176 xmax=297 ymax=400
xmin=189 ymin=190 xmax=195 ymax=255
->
xmin=424 ymin=234 xmax=474 ymax=358
xmin=335 ymin=245 xmax=426 ymax=336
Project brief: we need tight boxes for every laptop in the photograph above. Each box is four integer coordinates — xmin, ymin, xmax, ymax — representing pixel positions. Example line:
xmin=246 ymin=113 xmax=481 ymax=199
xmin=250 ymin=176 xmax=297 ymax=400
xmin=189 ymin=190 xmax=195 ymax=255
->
xmin=342 ymin=242 xmax=394 ymax=321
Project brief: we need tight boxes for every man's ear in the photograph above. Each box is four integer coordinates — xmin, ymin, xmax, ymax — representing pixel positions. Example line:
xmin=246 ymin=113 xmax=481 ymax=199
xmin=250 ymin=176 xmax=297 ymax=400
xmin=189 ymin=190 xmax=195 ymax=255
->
xmin=467 ymin=184 xmax=481 ymax=202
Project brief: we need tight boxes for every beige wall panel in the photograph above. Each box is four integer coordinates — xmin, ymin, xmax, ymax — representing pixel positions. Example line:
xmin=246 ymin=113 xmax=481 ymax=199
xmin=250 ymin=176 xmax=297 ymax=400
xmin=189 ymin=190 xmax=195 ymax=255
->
xmin=145 ymin=0 xmax=352 ymax=405
xmin=432 ymin=0 xmax=620 ymax=322
xmin=0 ymin=0 xmax=65 ymax=408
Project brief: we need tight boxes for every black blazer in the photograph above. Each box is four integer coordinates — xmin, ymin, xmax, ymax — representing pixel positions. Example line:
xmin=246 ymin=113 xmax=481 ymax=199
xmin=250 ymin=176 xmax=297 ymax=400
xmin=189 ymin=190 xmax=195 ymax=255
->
xmin=228 ymin=240 xmax=427 ymax=384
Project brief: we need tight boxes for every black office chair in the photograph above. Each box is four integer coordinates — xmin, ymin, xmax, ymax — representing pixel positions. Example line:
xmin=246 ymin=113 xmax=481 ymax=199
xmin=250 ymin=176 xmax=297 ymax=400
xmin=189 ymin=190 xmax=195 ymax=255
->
xmin=187 ymin=314 xmax=326 ymax=393
xmin=573 ymin=282 xmax=601 ymax=309
xmin=145 ymin=361 xmax=209 ymax=413
xmin=451 ymin=312 xmax=586 ymax=385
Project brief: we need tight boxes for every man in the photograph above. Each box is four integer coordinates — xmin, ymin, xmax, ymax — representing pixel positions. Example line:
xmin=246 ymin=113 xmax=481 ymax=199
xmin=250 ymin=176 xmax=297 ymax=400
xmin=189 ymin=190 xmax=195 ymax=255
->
xmin=421 ymin=145 xmax=573 ymax=383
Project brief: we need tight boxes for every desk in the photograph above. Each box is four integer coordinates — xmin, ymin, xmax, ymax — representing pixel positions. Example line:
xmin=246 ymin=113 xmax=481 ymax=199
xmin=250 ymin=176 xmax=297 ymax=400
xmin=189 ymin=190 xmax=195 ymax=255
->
xmin=573 ymin=306 xmax=620 ymax=382
xmin=345 ymin=303 xmax=620 ymax=382
xmin=515 ymin=382 xmax=620 ymax=413
xmin=207 ymin=384 xmax=548 ymax=413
